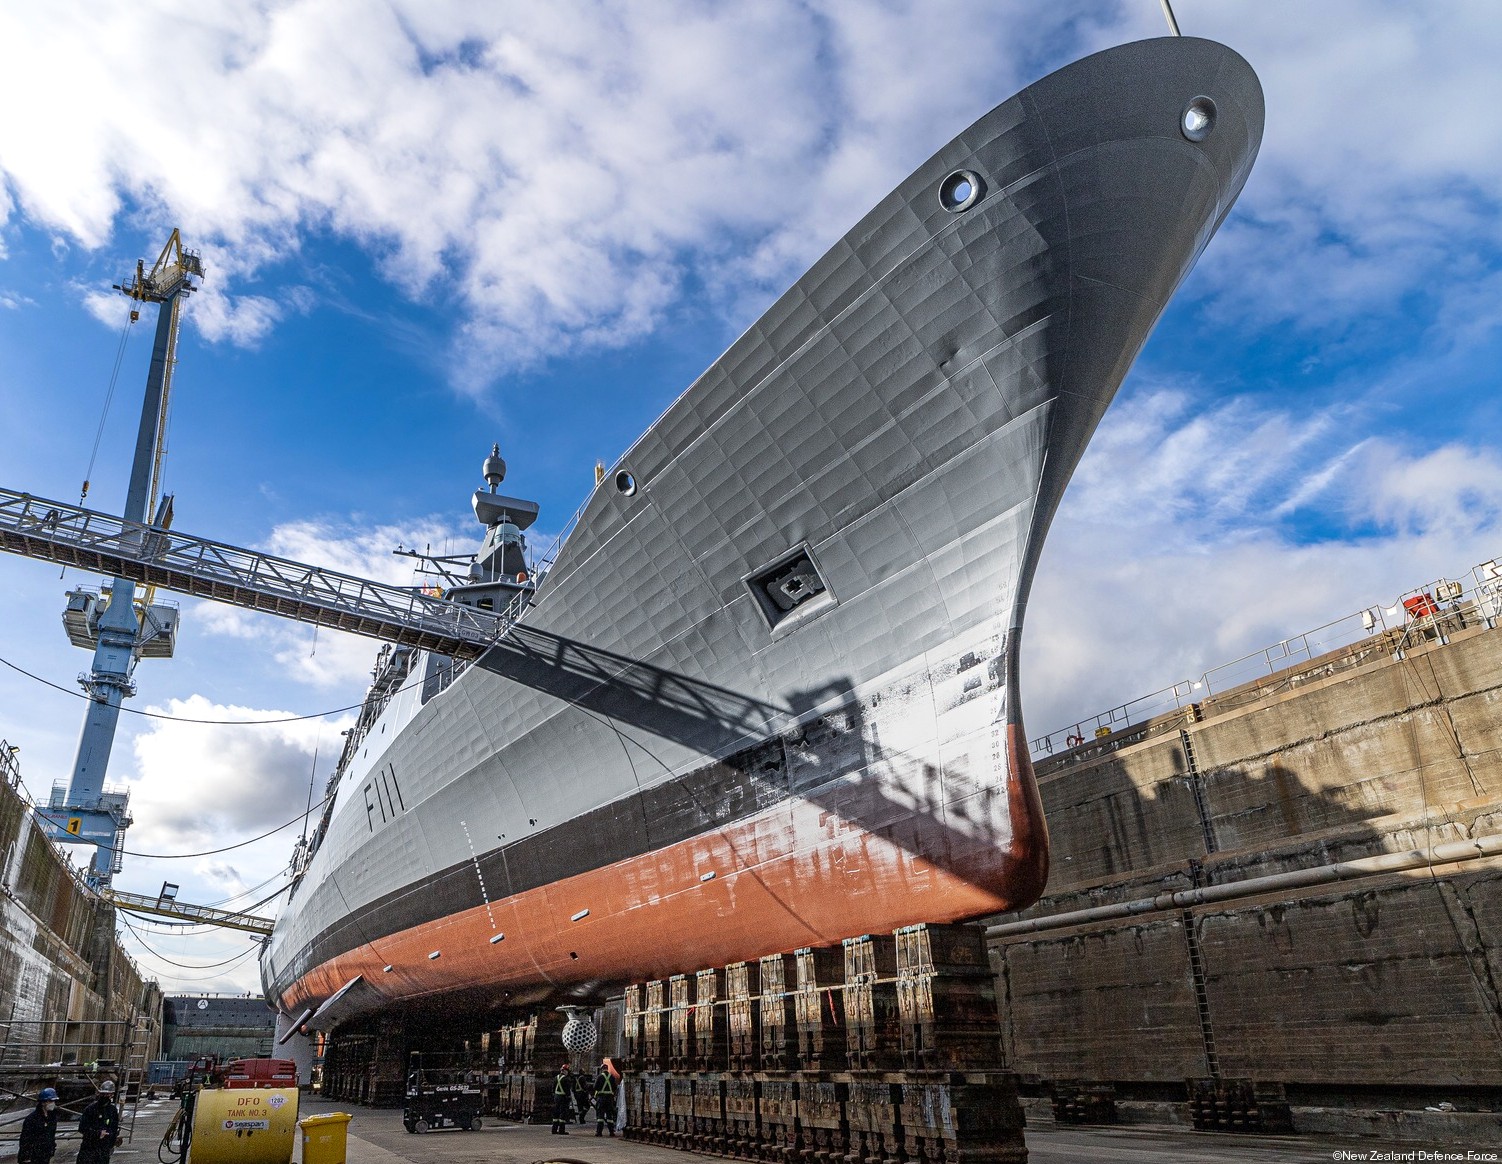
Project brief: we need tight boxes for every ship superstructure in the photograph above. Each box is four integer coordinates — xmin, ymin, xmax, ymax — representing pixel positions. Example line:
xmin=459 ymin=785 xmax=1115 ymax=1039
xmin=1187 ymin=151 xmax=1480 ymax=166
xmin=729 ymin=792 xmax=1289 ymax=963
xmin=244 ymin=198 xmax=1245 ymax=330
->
xmin=262 ymin=36 xmax=1264 ymax=1027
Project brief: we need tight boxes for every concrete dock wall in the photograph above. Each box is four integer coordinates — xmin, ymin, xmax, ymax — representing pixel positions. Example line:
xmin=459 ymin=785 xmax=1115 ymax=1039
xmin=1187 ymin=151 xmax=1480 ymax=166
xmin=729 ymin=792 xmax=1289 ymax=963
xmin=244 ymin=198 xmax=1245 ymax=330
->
xmin=0 ymin=773 xmax=160 ymax=1071
xmin=992 ymin=620 xmax=1502 ymax=1097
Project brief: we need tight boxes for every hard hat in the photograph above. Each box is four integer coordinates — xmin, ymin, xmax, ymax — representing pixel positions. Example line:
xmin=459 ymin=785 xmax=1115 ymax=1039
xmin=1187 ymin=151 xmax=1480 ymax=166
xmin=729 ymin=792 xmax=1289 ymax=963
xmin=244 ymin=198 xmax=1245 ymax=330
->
xmin=99 ymin=1081 xmax=116 ymax=1094
xmin=39 ymin=1088 xmax=58 ymax=1101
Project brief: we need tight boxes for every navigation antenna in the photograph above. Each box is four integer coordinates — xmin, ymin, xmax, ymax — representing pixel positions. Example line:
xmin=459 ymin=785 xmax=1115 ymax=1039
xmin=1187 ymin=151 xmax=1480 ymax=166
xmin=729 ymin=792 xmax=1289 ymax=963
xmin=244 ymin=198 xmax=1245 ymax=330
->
xmin=41 ymin=229 xmax=203 ymax=889
xmin=1159 ymin=0 xmax=1182 ymax=36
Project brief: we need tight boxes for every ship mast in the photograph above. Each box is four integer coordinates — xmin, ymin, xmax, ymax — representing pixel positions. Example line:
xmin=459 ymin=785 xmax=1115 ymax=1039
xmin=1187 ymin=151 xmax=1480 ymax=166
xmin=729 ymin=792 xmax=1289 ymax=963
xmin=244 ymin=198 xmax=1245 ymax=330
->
xmin=43 ymin=230 xmax=202 ymax=888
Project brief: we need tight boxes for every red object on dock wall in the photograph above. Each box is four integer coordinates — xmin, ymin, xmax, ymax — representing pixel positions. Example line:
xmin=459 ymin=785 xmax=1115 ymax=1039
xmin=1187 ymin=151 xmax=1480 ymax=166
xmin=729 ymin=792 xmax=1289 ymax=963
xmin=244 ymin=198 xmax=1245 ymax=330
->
xmin=1402 ymin=593 xmax=1440 ymax=619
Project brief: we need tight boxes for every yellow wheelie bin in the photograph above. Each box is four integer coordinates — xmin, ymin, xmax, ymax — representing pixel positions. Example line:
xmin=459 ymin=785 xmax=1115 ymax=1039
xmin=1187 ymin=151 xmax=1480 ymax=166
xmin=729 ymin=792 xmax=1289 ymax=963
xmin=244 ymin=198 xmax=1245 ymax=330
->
xmin=298 ymin=1112 xmax=352 ymax=1164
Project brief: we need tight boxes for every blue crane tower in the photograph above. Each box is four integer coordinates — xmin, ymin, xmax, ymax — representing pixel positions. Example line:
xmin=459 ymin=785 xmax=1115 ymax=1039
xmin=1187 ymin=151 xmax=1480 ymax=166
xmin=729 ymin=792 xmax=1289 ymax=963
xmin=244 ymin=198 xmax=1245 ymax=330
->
xmin=39 ymin=231 xmax=203 ymax=887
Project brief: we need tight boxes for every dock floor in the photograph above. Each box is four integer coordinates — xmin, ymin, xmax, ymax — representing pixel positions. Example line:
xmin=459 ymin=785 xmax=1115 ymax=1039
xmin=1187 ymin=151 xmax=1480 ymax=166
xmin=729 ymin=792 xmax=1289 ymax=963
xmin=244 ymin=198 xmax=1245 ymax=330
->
xmin=74 ymin=1093 xmax=1492 ymax=1164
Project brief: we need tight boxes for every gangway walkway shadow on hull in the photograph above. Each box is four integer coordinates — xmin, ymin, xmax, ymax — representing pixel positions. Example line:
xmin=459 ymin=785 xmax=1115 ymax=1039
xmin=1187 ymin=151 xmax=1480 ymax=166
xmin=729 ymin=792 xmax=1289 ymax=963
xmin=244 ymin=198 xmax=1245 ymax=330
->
xmin=286 ymin=623 xmax=1030 ymax=990
xmin=458 ymin=623 xmax=1031 ymax=919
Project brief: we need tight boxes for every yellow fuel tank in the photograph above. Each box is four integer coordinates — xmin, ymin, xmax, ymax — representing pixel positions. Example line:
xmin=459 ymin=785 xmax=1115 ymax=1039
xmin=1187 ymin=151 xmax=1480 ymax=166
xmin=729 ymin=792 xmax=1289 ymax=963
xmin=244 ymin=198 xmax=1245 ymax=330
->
xmin=188 ymin=1087 xmax=299 ymax=1164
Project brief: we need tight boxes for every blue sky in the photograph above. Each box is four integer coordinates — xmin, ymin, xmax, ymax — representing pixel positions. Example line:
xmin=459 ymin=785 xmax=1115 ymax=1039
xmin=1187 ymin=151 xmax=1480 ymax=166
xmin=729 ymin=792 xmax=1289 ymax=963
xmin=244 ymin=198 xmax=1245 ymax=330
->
xmin=2 ymin=1 xmax=1501 ymax=992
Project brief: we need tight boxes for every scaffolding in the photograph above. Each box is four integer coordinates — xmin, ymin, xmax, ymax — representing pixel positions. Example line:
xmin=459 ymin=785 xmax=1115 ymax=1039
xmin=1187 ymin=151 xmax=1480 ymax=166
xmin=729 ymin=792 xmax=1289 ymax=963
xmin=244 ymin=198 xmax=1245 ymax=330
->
xmin=0 ymin=1016 xmax=152 ymax=1148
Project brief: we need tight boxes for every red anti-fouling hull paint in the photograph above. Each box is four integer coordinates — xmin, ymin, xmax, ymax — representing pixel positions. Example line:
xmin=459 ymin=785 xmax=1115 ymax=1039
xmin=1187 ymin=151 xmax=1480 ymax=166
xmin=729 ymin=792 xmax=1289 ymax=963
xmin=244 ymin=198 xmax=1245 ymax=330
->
xmin=282 ymin=738 xmax=1044 ymax=1013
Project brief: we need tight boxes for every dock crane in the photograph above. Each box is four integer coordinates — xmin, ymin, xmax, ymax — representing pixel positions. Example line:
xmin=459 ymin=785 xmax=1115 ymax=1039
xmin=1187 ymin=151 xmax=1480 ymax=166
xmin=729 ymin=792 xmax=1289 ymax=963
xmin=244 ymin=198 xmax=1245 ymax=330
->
xmin=34 ymin=230 xmax=203 ymax=888
xmin=2 ymin=230 xmax=516 ymax=893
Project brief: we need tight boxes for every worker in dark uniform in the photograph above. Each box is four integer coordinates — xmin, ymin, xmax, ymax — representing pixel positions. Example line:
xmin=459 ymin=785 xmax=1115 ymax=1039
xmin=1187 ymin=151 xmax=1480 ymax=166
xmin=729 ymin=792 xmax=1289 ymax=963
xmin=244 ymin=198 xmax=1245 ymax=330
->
xmin=594 ymin=1060 xmax=619 ymax=1137
xmin=550 ymin=1065 xmax=575 ymax=1134
xmin=76 ymin=1080 xmax=120 ymax=1164
xmin=18 ymin=1087 xmax=60 ymax=1163
xmin=576 ymin=1068 xmax=593 ymax=1125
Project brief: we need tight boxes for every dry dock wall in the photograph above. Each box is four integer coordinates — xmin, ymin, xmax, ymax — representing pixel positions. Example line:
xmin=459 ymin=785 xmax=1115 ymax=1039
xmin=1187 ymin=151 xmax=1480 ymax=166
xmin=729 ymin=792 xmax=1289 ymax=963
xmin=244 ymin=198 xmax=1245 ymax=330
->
xmin=0 ymin=772 xmax=160 ymax=1070
xmin=990 ymin=619 xmax=1502 ymax=1101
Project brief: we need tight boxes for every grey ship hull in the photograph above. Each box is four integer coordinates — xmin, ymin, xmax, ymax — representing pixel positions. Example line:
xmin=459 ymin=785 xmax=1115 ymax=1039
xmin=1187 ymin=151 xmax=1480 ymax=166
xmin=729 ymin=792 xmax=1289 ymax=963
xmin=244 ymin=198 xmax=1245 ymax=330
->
xmin=262 ymin=36 xmax=1262 ymax=1021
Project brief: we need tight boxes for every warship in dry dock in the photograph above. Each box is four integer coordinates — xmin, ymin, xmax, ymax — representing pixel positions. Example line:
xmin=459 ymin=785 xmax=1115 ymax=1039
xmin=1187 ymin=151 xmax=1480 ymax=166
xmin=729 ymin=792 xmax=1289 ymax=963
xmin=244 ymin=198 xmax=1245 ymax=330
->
xmin=261 ymin=35 xmax=1264 ymax=1030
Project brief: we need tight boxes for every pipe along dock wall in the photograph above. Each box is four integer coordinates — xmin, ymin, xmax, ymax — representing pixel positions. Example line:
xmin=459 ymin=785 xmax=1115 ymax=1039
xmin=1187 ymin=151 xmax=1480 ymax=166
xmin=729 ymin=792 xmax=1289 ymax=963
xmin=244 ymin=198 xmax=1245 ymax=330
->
xmin=989 ymin=614 xmax=1502 ymax=1134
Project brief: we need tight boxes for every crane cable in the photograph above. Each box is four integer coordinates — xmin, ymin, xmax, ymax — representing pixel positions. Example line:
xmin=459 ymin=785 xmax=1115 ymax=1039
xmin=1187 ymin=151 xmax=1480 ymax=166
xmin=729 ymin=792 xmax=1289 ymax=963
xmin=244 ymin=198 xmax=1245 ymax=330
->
xmin=81 ymin=306 xmax=138 ymax=505
xmin=0 ymin=644 xmax=466 ymax=725
xmin=116 ymin=911 xmax=261 ymax=971
xmin=111 ymin=795 xmax=329 ymax=859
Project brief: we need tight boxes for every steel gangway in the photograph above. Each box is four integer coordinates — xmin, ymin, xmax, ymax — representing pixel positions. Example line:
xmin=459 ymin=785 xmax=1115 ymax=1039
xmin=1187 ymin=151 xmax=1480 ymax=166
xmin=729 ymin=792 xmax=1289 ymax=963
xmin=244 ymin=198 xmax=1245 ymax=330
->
xmin=0 ymin=486 xmax=506 ymax=660
xmin=103 ymin=889 xmax=275 ymax=937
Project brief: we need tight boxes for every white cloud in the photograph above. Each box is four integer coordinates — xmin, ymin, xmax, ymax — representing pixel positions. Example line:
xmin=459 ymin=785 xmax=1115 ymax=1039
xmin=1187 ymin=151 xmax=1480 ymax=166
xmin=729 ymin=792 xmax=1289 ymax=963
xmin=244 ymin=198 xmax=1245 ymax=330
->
xmin=1362 ymin=442 xmax=1502 ymax=534
xmin=1062 ymin=387 xmax=1349 ymax=532
xmin=189 ymin=286 xmax=285 ymax=346
xmin=262 ymin=516 xmax=462 ymax=584
xmin=1162 ymin=1 xmax=1502 ymax=333
xmin=183 ymin=512 xmax=470 ymax=686
xmin=126 ymin=694 xmax=346 ymax=850
xmin=195 ymin=603 xmax=392 ymax=691
xmin=1022 ymin=387 xmax=1502 ymax=739
xmin=106 ymin=691 xmax=349 ymax=992
xmin=0 ymin=4 xmax=1193 ymax=382
xmin=3 ymin=3 xmax=1499 ymax=386
xmin=79 ymin=286 xmax=130 ymax=330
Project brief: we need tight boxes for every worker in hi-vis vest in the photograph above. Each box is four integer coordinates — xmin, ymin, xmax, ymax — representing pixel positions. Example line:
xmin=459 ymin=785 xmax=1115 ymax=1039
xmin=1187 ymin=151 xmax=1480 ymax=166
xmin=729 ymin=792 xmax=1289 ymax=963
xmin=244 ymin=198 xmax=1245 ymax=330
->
xmin=594 ymin=1059 xmax=619 ymax=1136
xmin=551 ymin=1066 xmax=576 ymax=1135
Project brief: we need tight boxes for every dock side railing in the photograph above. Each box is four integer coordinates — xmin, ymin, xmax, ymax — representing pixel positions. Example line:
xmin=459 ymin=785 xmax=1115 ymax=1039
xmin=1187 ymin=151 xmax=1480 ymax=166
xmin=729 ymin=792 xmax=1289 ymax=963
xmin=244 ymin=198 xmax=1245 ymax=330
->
xmin=1030 ymin=552 xmax=1502 ymax=760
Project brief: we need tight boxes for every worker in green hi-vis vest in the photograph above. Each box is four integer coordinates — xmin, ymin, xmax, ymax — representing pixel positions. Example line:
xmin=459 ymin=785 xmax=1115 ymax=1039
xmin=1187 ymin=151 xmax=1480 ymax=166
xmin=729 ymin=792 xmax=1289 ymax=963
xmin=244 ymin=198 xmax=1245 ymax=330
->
xmin=551 ymin=1066 xmax=575 ymax=1135
xmin=594 ymin=1059 xmax=619 ymax=1137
